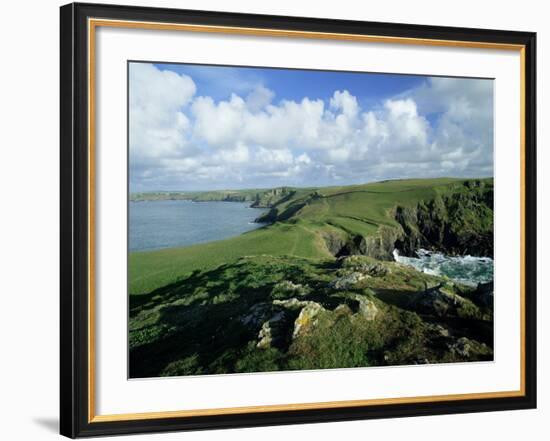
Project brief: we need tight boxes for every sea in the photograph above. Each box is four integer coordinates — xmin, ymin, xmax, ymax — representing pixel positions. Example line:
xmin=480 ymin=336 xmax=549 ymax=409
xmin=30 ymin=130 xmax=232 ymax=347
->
xmin=129 ymin=200 xmax=265 ymax=252
xmin=392 ymin=249 xmax=493 ymax=286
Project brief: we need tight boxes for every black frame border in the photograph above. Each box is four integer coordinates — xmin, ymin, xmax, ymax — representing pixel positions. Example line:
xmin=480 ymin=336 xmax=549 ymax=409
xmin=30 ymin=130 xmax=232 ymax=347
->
xmin=60 ymin=2 xmax=537 ymax=438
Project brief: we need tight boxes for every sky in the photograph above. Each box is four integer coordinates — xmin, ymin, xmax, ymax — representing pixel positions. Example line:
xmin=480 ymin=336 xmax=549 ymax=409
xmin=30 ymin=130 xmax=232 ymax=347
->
xmin=129 ymin=62 xmax=494 ymax=192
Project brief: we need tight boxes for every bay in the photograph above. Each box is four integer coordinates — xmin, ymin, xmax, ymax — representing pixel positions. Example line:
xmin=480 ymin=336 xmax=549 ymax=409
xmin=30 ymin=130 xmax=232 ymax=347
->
xmin=129 ymin=200 xmax=265 ymax=252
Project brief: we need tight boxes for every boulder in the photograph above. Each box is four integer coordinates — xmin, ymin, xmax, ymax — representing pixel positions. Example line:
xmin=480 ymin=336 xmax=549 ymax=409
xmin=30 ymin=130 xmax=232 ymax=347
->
xmin=354 ymin=295 xmax=378 ymax=321
xmin=273 ymin=298 xmax=313 ymax=310
xmin=292 ymin=302 xmax=324 ymax=338
xmin=256 ymin=311 xmax=286 ymax=349
xmin=333 ymin=303 xmax=353 ymax=316
xmin=329 ymin=272 xmax=369 ymax=290
xmin=340 ymin=256 xmax=391 ymax=277
xmin=271 ymin=280 xmax=309 ymax=299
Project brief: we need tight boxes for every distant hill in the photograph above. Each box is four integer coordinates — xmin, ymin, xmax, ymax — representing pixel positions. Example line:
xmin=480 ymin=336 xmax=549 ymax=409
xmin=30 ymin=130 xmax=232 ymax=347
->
xmin=130 ymin=187 xmax=299 ymax=207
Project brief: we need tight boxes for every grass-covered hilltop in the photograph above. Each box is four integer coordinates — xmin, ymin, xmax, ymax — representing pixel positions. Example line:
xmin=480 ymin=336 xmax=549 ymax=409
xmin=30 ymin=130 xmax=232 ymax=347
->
xmin=129 ymin=177 xmax=494 ymax=378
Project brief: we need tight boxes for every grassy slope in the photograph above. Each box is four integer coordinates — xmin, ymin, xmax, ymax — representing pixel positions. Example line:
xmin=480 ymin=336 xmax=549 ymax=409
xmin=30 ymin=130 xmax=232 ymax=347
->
xmin=129 ymin=254 xmax=493 ymax=377
xmin=129 ymin=177 xmax=492 ymax=295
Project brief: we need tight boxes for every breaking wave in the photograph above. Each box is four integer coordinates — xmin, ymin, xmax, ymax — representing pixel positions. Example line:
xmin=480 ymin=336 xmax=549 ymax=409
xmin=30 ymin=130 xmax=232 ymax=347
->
xmin=392 ymin=248 xmax=493 ymax=286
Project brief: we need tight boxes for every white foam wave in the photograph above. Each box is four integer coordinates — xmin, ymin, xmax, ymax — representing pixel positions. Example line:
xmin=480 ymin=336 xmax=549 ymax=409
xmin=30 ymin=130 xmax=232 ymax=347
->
xmin=393 ymin=248 xmax=493 ymax=285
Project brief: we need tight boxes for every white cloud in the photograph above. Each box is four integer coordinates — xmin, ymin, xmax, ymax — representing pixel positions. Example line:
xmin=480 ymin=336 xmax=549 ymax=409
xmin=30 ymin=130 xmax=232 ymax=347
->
xmin=129 ymin=65 xmax=493 ymax=191
xmin=129 ymin=63 xmax=196 ymax=160
xmin=191 ymin=94 xmax=246 ymax=148
xmin=330 ymin=89 xmax=359 ymax=118
xmin=246 ymin=85 xmax=275 ymax=112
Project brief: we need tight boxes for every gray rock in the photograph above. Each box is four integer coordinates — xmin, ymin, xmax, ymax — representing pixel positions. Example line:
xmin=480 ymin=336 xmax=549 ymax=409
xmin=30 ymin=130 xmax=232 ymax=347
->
xmin=354 ymin=295 xmax=378 ymax=321
xmin=272 ymin=280 xmax=310 ymax=298
xmin=256 ymin=311 xmax=285 ymax=349
xmin=340 ymin=256 xmax=391 ymax=276
xmin=329 ymin=272 xmax=369 ymax=290
xmin=292 ymin=302 xmax=324 ymax=338
xmin=273 ymin=298 xmax=320 ymax=310
xmin=333 ymin=304 xmax=353 ymax=316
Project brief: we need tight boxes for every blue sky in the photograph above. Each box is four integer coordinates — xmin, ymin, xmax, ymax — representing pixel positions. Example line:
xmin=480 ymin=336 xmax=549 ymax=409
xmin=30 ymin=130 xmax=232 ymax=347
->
xmin=129 ymin=61 xmax=493 ymax=192
xmin=155 ymin=63 xmax=424 ymax=109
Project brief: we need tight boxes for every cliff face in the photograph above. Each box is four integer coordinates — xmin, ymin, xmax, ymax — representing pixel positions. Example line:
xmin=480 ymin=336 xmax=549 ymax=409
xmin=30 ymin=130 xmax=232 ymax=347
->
xmin=323 ymin=180 xmax=493 ymax=260
xmin=329 ymin=226 xmax=402 ymax=261
xmin=250 ymin=187 xmax=295 ymax=209
xmin=393 ymin=181 xmax=493 ymax=258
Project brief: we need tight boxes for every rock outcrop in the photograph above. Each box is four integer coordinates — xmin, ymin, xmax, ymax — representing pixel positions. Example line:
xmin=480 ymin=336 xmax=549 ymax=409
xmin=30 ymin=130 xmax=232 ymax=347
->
xmin=331 ymin=226 xmax=401 ymax=261
xmin=292 ymin=303 xmax=325 ymax=338
xmin=256 ymin=311 xmax=286 ymax=349
xmin=271 ymin=280 xmax=309 ymax=299
xmin=250 ymin=187 xmax=295 ymax=209
xmin=339 ymin=256 xmax=391 ymax=276
xmin=329 ymin=272 xmax=369 ymax=290
xmin=448 ymin=337 xmax=491 ymax=359
xmin=354 ymin=295 xmax=378 ymax=321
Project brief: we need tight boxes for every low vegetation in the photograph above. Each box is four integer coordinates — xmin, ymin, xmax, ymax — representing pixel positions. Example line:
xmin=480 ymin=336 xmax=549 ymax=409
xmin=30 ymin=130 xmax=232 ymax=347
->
xmin=129 ymin=178 xmax=494 ymax=377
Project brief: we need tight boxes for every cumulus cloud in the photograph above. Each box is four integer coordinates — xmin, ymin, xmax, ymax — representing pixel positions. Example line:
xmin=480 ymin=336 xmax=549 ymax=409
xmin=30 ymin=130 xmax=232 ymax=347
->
xmin=129 ymin=63 xmax=493 ymax=191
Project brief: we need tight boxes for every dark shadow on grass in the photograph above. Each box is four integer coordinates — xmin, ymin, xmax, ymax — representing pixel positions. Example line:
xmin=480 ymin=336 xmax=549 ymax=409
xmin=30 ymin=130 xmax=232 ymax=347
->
xmin=373 ymin=287 xmax=417 ymax=310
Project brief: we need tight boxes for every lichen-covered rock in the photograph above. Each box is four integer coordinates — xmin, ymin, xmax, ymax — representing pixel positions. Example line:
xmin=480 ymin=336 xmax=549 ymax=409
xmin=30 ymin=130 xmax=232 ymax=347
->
xmin=271 ymin=280 xmax=310 ymax=299
xmin=292 ymin=303 xmax=324 ymax=338
xmin=333 ymin=304 xmax=353 ymax=316
xmin=363 ymin=263 xmax=390 ymax=277
xmin=329 ymin=272 xmax=369 ymax=290
xmin=354 ymin=295 xmax=378 ymax=321
xmin=273 ymin=298 xmax=313 ymax=310
xmin=256 ymin=311 xmax=285 ymax=349
xmin=339 ymin=256 xmax=391 ymax=276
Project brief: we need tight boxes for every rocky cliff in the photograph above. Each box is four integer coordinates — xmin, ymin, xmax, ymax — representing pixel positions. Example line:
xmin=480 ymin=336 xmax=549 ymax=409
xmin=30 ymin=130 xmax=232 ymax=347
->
xmin=321 ymin=180 xmax=493 ymax=260
xmin=393 ymin=180 xmax=493 ymax=258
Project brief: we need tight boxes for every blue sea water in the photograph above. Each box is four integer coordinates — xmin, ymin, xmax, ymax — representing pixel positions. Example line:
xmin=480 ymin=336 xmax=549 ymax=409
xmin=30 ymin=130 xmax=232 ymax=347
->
xmin=129 ymin=200 xmax=265 ymax=252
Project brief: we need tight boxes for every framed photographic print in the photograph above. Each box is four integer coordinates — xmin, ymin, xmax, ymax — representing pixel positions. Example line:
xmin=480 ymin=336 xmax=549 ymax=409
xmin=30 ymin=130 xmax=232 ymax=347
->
xmin=60 ymin=2 xmax=537 ymax=438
